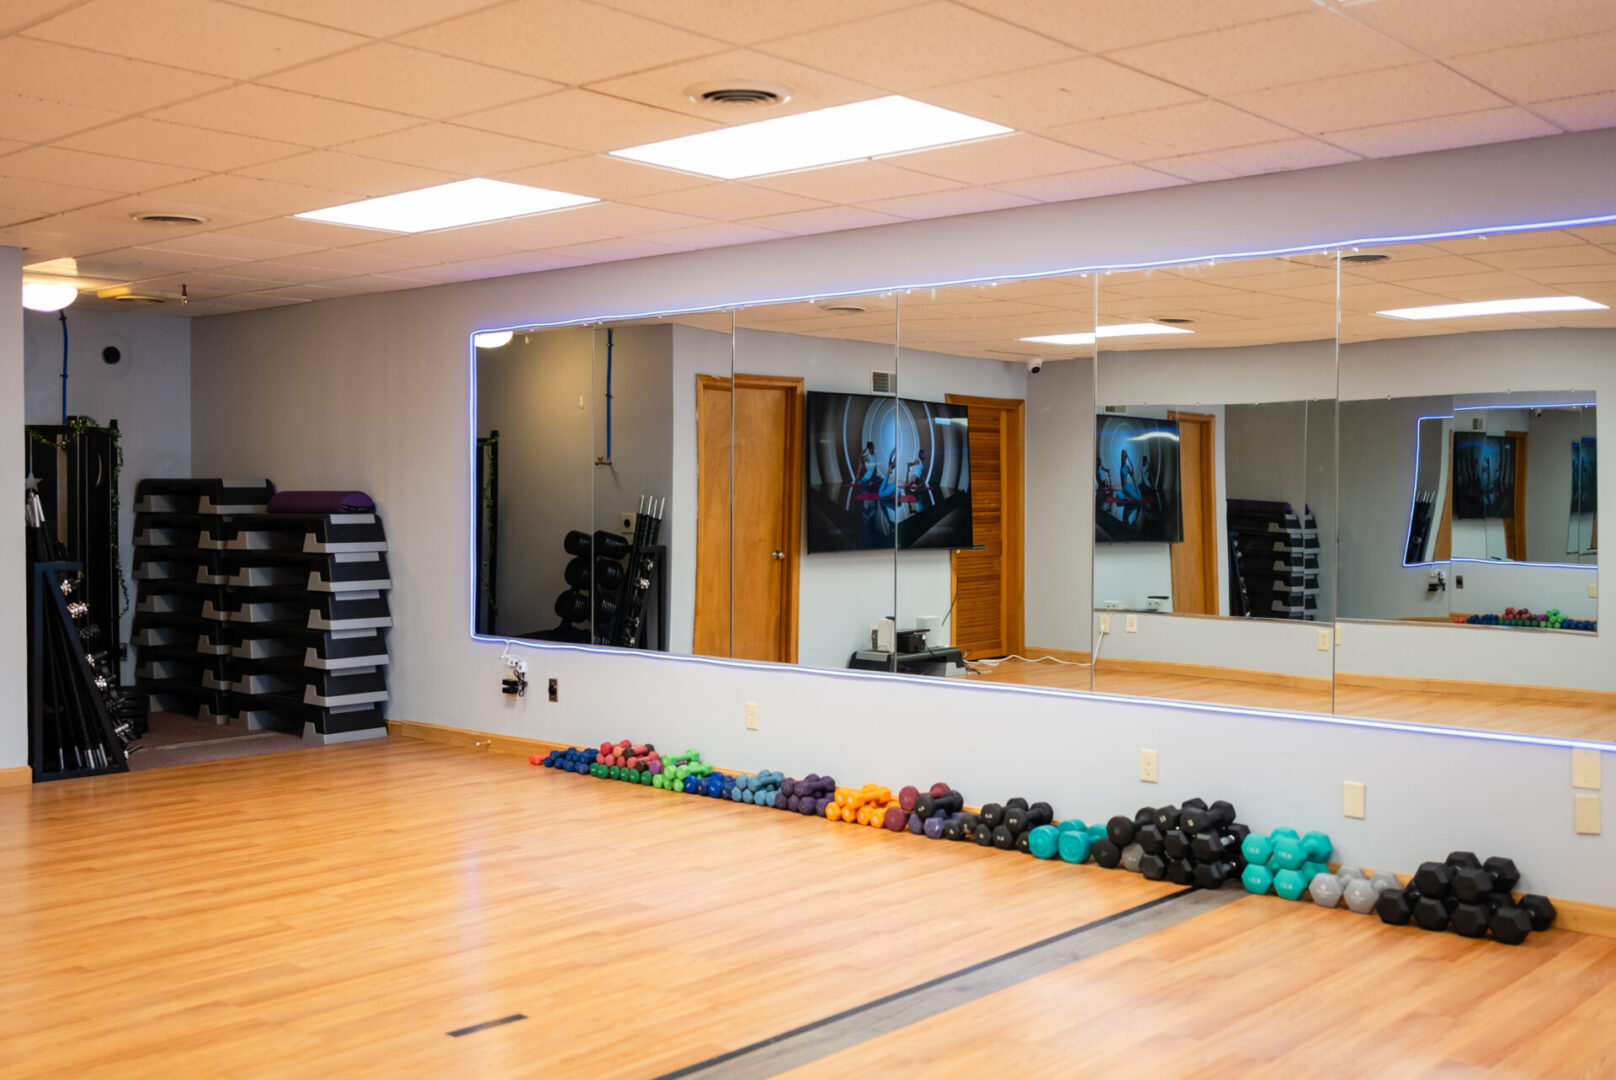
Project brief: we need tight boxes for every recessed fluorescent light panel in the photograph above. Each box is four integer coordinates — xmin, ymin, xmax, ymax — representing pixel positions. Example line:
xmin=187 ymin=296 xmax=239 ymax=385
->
xmin=610 ymin=95 xmax=1011 ymax=179
xmin=295 ymin=178 xmax=596 ymax=233
xmin=1376 ymin=296 xmax=1608 ymax=320
xmin=1020 ymin=323 xmax=1196 ymax=347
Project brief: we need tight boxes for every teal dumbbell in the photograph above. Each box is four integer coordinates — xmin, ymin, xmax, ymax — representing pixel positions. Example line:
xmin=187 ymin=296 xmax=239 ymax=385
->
xmin=1274 ymin=868 xmax=1309 ymax=900
xmin=1242 ymin=864 xmax=1274 ymax=895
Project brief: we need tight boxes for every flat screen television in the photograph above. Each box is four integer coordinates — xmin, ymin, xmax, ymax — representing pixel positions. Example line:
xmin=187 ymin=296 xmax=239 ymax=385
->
xmin=1094 ymin=413 xmax=1183 ymax=543
xmin=1452 ymin=432 xmax=1516 ymax=519
xmin=1572 ymin=437 xmax=1597 ymax=514
xmin=804 ymin=391 xmax=973 ymax=553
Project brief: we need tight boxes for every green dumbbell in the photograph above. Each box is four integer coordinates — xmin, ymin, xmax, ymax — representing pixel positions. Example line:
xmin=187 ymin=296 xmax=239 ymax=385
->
xmin=1302 ymin=831 xmax=1333 ymax=861
xmin=1274 ymin=868 xmax=1309 ymax=900
xmin=1242 ymin=864 xmax=1274 ymax=895
xmin=1273 ymin=836 xmax=1307 ymax=870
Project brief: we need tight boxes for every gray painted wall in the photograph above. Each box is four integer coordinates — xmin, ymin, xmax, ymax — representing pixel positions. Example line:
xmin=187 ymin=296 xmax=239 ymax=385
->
xmin=1 ymin=248 xmax=23 ymax=772
xmin=184 ymin=130 xmax=1616 ymax=900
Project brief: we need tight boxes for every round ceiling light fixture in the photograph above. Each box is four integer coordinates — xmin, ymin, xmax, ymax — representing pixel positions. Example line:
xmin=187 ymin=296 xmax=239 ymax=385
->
xmin=474 ymin=330 xmax=514 ymax=349
xmin=684 ymin=81 xmax=791 ymax=108
xmin=21 ymin=281 xmax=78 ymax=312
xmin=130 ymin=211 xmax=209 ymax=225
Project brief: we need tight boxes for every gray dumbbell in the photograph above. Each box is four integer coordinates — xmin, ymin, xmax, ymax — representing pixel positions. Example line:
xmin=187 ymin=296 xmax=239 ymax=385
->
xmin=1121 ymin=842 xmax=1145 ymax=873
xmin=1369 ymin=870 xmax=1399 ymax=893
xmin=1343 ymin=877 xmax=1380 ymax=913
xmin=1335 ymin=866 xmax=1366 ymax=886
xmin=1309 ymin=872 xmax=1344 ymax=908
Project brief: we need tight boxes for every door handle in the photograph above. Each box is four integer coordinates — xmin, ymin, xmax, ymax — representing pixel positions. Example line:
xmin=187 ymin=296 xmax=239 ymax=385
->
xmin=771 ymin=551 xmax=785 ymax=560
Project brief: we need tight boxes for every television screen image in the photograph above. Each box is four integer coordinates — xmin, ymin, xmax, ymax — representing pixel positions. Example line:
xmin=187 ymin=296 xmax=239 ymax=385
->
xmin=1572 ymin=437 xmax=1597 ymax=514
xmin=1451 ymin=432 xmax=1516 ymax=519
xmin=804 ymin=391 xmax=973 ymax=553
xmin=1094 ymin=414 xmax=1183 ymax=543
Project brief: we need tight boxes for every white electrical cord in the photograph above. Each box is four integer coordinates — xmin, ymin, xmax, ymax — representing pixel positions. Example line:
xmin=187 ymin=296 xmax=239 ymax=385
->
xmin=966 ymin=621 xmax=1109 ymax=673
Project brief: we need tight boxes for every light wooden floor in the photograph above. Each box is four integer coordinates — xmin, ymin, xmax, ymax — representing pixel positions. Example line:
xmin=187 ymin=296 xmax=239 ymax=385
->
xmin=5 ymin=737 xmax=1614 ymax=1079
xmin=779 ymin=889 xmax=1616 ymax=1080
xmin=0 ymin=736 xmax=1173 ymax=1080
xmin=970 ymin=659 xmax=1616 ymax=742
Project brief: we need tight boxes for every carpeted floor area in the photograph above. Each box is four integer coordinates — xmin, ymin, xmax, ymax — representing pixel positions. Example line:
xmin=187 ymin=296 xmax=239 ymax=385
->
xmin=125 ymin=712 xmax=306 ymax=771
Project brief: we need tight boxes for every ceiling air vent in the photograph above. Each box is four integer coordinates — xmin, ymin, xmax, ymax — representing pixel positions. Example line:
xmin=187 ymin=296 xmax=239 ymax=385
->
xmin=871 ymin=371 xmax=895 ymax=395
xmin=824 ymin=304 xmax=866 ymax=314
xmin=113 ymin=294 xmax=166 ymax=304
xmin=685 ymin=81 xmax=791 ymax=108
xmin=130 ymin=212 xmax=209 ymax=226
xmin=1342 ymin=252 xmax=1392 ymax=264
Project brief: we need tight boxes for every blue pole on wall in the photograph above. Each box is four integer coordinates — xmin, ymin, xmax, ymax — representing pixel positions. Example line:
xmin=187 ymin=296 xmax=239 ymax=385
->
xmin=58 ymin=311 xmax=68 ymax=425
xmin=605 ymin=328 xmax=614 ymax=462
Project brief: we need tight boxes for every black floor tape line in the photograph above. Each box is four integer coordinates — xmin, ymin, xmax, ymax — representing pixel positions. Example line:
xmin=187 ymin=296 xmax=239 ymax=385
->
xmin=654 ymin=886 xmax=1243 ymax=1080
xmin=448 ymin=1013 xmax=527 ymax=1037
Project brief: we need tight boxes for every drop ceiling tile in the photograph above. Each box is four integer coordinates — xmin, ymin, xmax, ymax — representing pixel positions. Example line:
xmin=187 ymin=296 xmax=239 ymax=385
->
xmin=1520 ymin=263 xmax=1616 ymax=284
xmin=58 ymin=119 xmax=304 ymax=172
xmin=1228 ymin=63 xmax=1509 ymax=135
xmin=70 ymin=246 xmax=245 ymax=279
xmin=319 ymin=273 xmax=431 ymax=295
xmin=0 ymin=94 xmax=121 ymax=144
xmin=338 ymin=230 xmax=525 ymax=263
xmin=0 ymin=175 xmax=120 ymax=213
xmin=894 ymin=133 xmax=1115 ymax=185
xmin=22 ymin=0 xmax=366 ymax=80
xmin=1447 ymin=31 xmax=1616 ymax=105
xmin=553 ymin=201 xmax=714 ymax=236
xmin=764 ymin=3 xmax=1077 ymax=91
xmin=1045 ymin=100 xmax=1296 ymax=160
xmin=1472 ymin=244 xmax=1612 ymax=271
xmin=855 ymin=186 xmax=1039 ymax=220
xmin=0 ymin=147 xmax=202 ymax=195
xmin=915 ymin=56 xmax=1203 ymax=132
xmin=585 ymin=49 xmax=883 ymax=122
xmin=541 ymin=236 xmax=684 ymax=262
xmin=152 ymin=85 xmax=419 ymax=148
xmin=1337 ymin=0 xmax=1616 ymax=60
xmin=0 ymin=206 xmax=44 ymax=228
xmin=140 ymin=174 xmax=354 ymax=216
xmin=587 ymin=0 xmax=921 ymax=45
xmin=1146 ymin=137 xmax=1359 ymax=183
xmin=647 ymin=221 xmax=789 ymax=250
xmin=56 ymin=195 xmax=266 ymax=241
xmin=626 ymin=183 xmax=830 ymax=220
xmin=1531 ymin=91 xmax=1616 ymax=132
xmin=235 ymin=256 xmax=358 ymax=282
xmin=0 ymin=1 xmax=82 ymax=34
xmin=136 ymin=230 xmax=321 ymax=261
xmin=1323 ymin=106 xmax=1560 ymax=158
xmin=434 ymin=211 xmax=609 ymax=250
xmin=400 ymin=0 xmax=724 ymax=85
xmin=1107 ymin=10 xmax=1420 ymax=97
xmin=192 ymin=292 xmax=310 ymax=311
xmin=225 ymin=0 xmax=508 ymax=37
xmin=458 ymin=89 xmax=722 ymax=154
xmin=954 ymin=0 xmax=1314 ymax=52
xmin=749 ymin=160 xmax=964 ymax=202
xmin=740 ymin=204 xmax=907 ymax=235
xmin=338 ymin=123 xmax=575 ymax=174
xmin=0 ymin=212 xmax=173 ymax=257
xmin=236 ymin=151 xmax=461 ymax=195
xmin=431 ymin=250 xmax=587 ymax=279
xmin=1566 ymin=224 xmax=1616 ymax=245
xmin=250 ymin=282 xmax=351 ymax=301
xmin=493 ymin=154 xmax=708 ymax=201
xmin=992 ymin=163 xmax=1185 ymax=202
xmin=0 ymin=37 xmax=230 ymax=112
xmin=209 ymin=215 xmax=387 ymax=249
xmin=263 ymin=43 xmax=560 ymax=120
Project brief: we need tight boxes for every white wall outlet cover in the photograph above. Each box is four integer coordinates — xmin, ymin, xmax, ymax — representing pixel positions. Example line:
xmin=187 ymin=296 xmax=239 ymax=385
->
xmin=1574 ymin=792 xmax=1601 ymax=835
xmin=1317 ymin=628 xmax=1331 ymax=652
xmin=1099 ymin=614 xmax=1110 ymax=635
xmin=1591 ymin=583 xmax=1599 ymax=598
xmin=1139 ymin=748 xmax=1159 ymax=783
xmin=1125 ymin=613 xmax=1138 ymax=633
xmin=745 ymin=702 xmax=759 ymax=731
xmin=1342 ymin=781 xmax=1366 ymax=819
xmin=1573 ymin=748 xmax=1602 ymax=790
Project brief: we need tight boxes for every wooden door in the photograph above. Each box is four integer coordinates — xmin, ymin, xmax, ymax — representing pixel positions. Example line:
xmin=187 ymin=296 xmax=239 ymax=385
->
xmin=1168 ymin=411 xmax=1218 ymax=615
xmin=948 ymin=395 xmax=1024 ymax=660
xmin=694 ymin=374 xmax=802 ymax=662
xmin=1505 ymin=430 xmax=1528 ymax=562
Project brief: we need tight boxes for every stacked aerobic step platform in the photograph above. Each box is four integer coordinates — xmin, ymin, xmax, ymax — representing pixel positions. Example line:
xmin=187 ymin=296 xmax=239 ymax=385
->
xmin=132 ymin=479 xmax=390 ymax=745
xmin=1226 ymin=499 xmax=1321 ymax=621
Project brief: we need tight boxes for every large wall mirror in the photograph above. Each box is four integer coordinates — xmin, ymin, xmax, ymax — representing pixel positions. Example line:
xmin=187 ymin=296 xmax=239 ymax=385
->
xmin=471 ymin=220 xmax=1612 ymax=745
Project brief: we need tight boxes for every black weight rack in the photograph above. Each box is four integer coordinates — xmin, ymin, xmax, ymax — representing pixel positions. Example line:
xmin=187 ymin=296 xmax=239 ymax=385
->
xmin=1227 ymin=499 xmax=1321 ymax=621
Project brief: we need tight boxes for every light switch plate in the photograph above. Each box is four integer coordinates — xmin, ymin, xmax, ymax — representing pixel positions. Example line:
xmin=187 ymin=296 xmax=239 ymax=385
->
xmin=1343 ymin=781 xmax=1365 ymax=819
xmin=745 ymin=702 xmax=759 ymax=731
xmin=1317 ymin=628 xmax=1331 ymax=652
xmin=1575 ymin=793 xmax=1601 ymax=835
xmin=1139 ymin=748 xmax=1158 ymax=783
xmin=1573 ymin=748 xmax=1602 ymax=790
xmin=1125 ymin=613 xmax=1138 ymax=634
xmin=1590 ymin=583 xmax=1599 ymax=599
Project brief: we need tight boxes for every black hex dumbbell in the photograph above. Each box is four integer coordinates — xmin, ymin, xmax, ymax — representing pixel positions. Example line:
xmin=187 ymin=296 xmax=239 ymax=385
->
xmin=1375 ymin=886 xmax=1419 ymax=926
xmin=945 ymin=812 xmax=980 ymax=841
xmin=1108 ymin=807 xmax=1156 ymax=848
xmin=1166 ymin=858 xmax=1197 ymax=886
xmin=1413 ymin=893 xmax=1458 ymax=932
xmin=1483 ymin=856 xmax=1521 ymax=894
xmin=1489 ymin=904 xmax=1534 ymax=945
xmin=1451 ymin=894 xmax=1502 ymax=938
xmin=1137 ymin=823 xmax=1166 ymax=855
xmin=1446 ymin=851 xmax=1482 ymax=872
xmin=1191 ymin=831 xmax=1242 ymax=864
xmin=1004 ymin=801 xmax=1053 ymax=835
xmin=1520 ymin=894 xmax=1557 ymax=931
xmin=1092 ymin=837 xmax=1123 ymax=869
xmin=1163 ymin=829 xmax=1193 ymax=861
xmin=1452 ymin=866 xmax=1497 ymax=903
xmin=1181 ymin=799 xmax=1235 ymax=834
xmin=1413 ymin=861 xmax=1454 ymax=899
xmin=1139 ymin=853 xmax=1169 ymax=881
xmin=1194 ymin=860 xmax=1239 ymax=889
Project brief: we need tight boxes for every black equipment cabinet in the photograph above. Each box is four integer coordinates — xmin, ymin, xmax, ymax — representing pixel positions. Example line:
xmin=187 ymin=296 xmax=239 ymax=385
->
xmin=28 ymin=560 xmax=130 ymax=781
xmin=26 ymin=421 xmax=122 ymax=680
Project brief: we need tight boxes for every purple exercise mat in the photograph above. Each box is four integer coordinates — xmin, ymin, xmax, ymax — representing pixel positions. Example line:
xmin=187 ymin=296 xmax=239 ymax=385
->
xmin=267 ymin=490 xmax=375 ymax=513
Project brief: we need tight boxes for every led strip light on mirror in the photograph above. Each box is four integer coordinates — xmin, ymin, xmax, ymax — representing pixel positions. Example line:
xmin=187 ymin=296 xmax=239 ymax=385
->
xmin=467 ymin=210 xmax=1616 ymax=753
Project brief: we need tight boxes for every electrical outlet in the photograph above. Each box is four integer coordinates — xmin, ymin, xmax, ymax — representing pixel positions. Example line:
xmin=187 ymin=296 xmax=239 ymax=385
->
xmin=1573 ymin=749 xmax=1602 ymax=790
xmin=1125 ymin=613 xmax=1138 ymax=633
xmin=1574 ymin=793 xmax=1601 ymax=835
xmin=620 ymin=512 xmax=634 ymax=531
xmin=1139 ymin=748 xmax=1158 ymax=783
xmin=745 ymin=702 xmax=759 ymax=731
xmin=1099 ymin=614 xmax=1110 ymax=635
xmin=1343 ymin=781 xmax=1365 ymax=819
xmin=1590 ymin=583 xmax=1599 ymax=599
xmin=1103 ymin=600 xmax=1122 ymax=610
xmin=1317 ymin=628 xmax=1331 ymax=652
xmin=1335 ymin=624 xmax=1343 ymax=646
xmin=547 ymin=678 xmax=558 ymax=703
